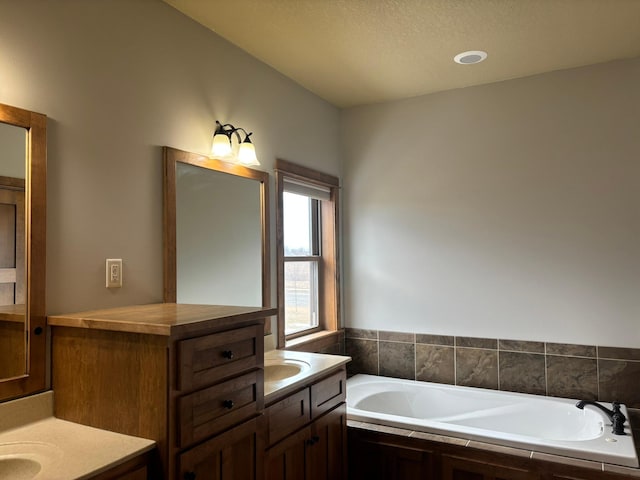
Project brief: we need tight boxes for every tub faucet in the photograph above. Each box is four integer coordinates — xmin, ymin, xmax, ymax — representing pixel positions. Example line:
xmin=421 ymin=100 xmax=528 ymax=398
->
xmin=575 ymin=400 xmax=626 ymax=435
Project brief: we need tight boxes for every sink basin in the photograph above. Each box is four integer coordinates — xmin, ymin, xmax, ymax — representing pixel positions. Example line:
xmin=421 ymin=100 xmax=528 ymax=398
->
xmin=0 ymin=457 xmax=41 ymax=479
xmin=0 ymin=441 xmax=62 ymax=480
xmin=264 ymin=359 xmax=311 ymax=383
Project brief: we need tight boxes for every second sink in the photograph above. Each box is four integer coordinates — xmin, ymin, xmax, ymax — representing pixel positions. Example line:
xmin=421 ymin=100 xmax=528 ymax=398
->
xmin=0 ymin=441 xmax=62 ymax=480
xmin=264 ymin=359 xmax=311 ymax=383
xmin=0 ymin=458 xmax=41 ymax=480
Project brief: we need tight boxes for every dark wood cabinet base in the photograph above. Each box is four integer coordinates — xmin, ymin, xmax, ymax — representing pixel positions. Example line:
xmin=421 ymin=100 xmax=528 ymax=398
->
xmin=348 ymin=426 xmax=639 ymax=480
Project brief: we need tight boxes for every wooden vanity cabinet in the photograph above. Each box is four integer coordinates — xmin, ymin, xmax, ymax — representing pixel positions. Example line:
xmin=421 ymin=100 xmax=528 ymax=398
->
xmin=87 ymin=451 xmax=153 ymax=480
xmin=50 ymin=304 xmax=276 ymax=480
xmin=264 ymin=367 xmax=347 ymax=480
xmin=178 ymin=415 xmax=264 ymax=480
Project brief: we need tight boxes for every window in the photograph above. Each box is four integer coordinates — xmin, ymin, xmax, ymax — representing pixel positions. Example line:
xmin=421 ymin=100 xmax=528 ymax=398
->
xmin=283 ymin=191 xmax=321 ymax=335
xmin=275 ymin=159 xmax=340 ymax=349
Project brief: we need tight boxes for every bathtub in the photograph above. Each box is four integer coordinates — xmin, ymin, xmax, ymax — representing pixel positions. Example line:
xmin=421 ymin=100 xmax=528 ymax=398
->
xmin=347 ymin=374 xmax=639 ymax=467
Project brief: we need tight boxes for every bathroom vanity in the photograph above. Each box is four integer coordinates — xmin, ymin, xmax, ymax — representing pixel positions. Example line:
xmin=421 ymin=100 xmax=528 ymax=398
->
xmin=263 ymin=350 xmax=348 ymax=480
xmin=50 ymin=303 xmax=274 ymax=479
xmin=49 ymin=303 xmax=349 ymax=480
xmin=0 ymin=390 xmax=156 ymax=479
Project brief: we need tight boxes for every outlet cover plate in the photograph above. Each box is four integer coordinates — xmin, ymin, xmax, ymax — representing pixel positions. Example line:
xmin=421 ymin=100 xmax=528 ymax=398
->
xmin=106 ymin=259 xmax=122 ymax=288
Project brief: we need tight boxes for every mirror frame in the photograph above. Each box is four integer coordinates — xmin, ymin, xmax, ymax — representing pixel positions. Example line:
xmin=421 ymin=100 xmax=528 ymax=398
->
xmin=0 ymin=102 xmax=46 ymax=401
xmin=162 ymin=146 xmax=271 ymax=331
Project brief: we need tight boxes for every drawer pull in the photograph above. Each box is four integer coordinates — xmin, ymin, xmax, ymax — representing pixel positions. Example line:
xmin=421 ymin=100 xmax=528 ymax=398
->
xmin=223 ymin=399 xmax=235 ymax=409
xmin=184 ymin=472 xmax=196 ymax=480
xmin=306 ymin=435 xmax=320 ymax=446
xmin=222 ymin=350 xmax=234 ymax=359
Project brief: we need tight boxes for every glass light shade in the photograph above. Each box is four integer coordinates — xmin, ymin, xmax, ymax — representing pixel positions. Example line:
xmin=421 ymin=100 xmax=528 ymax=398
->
xmin=211 ymin=133 xmax=232 ymax=157
xmin=237 ymin=141 xmax=259 ymax=166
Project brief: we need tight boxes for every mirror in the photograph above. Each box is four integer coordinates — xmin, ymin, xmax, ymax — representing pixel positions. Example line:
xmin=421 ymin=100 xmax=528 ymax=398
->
xmin=163 ymin=147 xmax=271 ymax=320
xmin=0 ymin=103 xmax=46 ymax=401
xmin=0 ymin=123 xmax=26 ymax=379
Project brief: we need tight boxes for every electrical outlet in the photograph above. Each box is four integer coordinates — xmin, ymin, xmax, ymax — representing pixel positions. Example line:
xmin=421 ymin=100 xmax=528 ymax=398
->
xmin=106 ymin=259 xmax=123 ymax=288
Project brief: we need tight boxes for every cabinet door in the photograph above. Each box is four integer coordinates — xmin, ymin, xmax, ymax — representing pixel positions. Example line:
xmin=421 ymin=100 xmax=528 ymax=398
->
xmin=442 ymin=455 xmax=537 ymax=480
xmin=350 ymin=442 xmax=434 ymax=480
xmin=87 ymin=457 xmax=149 ymax=480
xmin=306 ymin=403 xmax=347 ymax=480
xmin=265 ymin=426 xmax=310 ymax=480
xmin=179 ymin=417 xmax=263 ymax=480
xmin=348 ymin=429 xmax=435 ymax=480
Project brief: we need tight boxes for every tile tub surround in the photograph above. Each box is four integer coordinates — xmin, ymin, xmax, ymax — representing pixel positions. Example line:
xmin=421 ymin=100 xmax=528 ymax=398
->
xmin=345 ymin=328 xmax=640 ymax=408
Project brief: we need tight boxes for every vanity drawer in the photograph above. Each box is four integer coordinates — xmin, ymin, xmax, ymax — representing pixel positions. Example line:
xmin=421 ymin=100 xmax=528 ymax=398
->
xmin=179 ymin=370 xmax=262 ymax=448
xmin=177 ymin=324 xmax=261 ymax=391
xmin=310 ymin=368 xmax=346 ymax=419
xmin=266 ymin=387 xmax=311 ymax=446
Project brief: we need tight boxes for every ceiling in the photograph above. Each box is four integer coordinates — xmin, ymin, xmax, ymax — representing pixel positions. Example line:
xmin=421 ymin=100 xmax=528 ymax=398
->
xmin=164 ymin=0 xmax=640 ymax=108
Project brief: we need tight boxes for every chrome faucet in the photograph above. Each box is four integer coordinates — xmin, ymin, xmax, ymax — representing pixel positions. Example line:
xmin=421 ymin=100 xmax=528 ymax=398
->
xmin=575 ymin=400 xmax=627 ymax=435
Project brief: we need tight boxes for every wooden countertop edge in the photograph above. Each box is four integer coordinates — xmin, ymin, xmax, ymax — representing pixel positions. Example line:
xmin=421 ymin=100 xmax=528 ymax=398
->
xmin=47 ymin=317 xmax=173 ymax=335
xmin=47 ymin=304 xmax=278 ymax=336
xmin=0 ymin=304 xmax=26 ymax=323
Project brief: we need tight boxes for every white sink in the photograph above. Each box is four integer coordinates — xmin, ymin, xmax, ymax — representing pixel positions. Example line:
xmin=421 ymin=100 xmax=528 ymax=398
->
xmin=0 ymin=457 xmax=41 ymax=479
xmin=264 ymin=359 xmax=311 ymax=383
xmin=0 ymin=441 xmax=62 ymax=480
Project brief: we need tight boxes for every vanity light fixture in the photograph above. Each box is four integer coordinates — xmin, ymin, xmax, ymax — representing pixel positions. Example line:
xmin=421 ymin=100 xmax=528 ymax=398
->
xmin=453 ymin=50 xmax=488 ymax=65
xmin=211 ymin=120 xmax=259 ymax=166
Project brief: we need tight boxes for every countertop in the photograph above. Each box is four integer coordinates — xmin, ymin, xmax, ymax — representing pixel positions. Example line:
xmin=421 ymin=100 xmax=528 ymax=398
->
xmin=47 ymin=303 xmax=277 ymax=336
xmin=0 ymin=303 xmax=25 ymax=322
xmin=0 ymin=391 xmax=155 ymax=480
xmin=264 ymin=349 xmax=351 ymax=403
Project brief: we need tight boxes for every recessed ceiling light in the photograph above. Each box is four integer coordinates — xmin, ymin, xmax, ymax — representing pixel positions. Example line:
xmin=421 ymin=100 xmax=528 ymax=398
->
xmin=454 ymin=50 xmax=488 ymax=65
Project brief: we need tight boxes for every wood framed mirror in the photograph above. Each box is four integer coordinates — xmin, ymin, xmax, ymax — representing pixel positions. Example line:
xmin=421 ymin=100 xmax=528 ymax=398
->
xmin=163 ymin=147 xmax=271 ymax=332
xmin=0 ymin=102 xmax=46 ymax=401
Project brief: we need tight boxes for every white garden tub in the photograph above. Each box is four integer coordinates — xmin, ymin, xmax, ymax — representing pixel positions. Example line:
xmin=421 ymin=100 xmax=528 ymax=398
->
xmin=347 ymin=374 xmax=638 ymax=467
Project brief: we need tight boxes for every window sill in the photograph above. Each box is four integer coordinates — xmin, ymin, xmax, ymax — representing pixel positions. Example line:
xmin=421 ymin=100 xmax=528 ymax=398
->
xmin=284 ymin=329 xmax=344 ymax=353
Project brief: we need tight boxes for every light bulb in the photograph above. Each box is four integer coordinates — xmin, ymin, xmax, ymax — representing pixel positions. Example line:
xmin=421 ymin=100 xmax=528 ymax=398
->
xmin=211 ymin=133 xmax=232 ymax=157
xmin=237 ymin=141 xmax=258 ymax=166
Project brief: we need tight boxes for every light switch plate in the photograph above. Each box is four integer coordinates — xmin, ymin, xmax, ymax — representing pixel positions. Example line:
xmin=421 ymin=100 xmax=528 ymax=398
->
xmin=106 ymin=258 xmax=122 ymax=288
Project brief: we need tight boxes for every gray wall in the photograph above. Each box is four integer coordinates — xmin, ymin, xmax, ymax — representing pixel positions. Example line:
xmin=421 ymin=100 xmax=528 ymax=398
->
xmin=2 ymin=0 xmax=638 ymax=350
xmin=342 ymin=57 xmax=640 ymax=348
xmin=0 ymin=0 xmax=340 ymax=317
